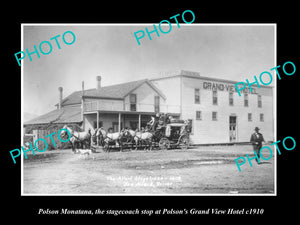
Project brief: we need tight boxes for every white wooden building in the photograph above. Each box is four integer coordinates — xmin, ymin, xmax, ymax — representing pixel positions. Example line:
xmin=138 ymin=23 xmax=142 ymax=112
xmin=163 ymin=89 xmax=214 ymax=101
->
xmin=25 ymin=71 xmax=274 ymax=145
xmin=151 ymin=70 xmax=274 ymax=144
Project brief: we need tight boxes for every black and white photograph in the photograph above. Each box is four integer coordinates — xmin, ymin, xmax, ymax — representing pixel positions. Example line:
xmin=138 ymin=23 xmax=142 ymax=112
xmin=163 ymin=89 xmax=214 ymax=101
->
xmin=21 ymin=24 xmax=275 ymax=195
xmin=4 ymin=5 xmax=298 ymax=221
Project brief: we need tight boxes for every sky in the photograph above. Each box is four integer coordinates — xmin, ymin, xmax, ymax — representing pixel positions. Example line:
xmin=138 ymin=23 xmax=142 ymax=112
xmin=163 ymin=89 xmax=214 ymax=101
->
xmin=23 ymin=24 xmax=275 ymax=116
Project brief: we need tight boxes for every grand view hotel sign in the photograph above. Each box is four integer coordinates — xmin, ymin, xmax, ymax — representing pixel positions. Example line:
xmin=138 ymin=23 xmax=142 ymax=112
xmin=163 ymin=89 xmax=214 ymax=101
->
xmin=203 ymin=81 xmax=257 ymax=94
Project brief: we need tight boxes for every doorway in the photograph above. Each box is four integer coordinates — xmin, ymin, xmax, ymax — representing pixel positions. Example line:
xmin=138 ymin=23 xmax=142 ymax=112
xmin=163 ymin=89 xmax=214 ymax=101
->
xmin=229 ymin=116 xmax=237 ymax=142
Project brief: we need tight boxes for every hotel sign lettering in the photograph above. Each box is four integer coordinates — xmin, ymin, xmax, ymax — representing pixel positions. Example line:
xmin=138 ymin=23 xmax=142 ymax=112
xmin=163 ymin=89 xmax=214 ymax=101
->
xmin=203 ymin=81 xmax=256 ymax=94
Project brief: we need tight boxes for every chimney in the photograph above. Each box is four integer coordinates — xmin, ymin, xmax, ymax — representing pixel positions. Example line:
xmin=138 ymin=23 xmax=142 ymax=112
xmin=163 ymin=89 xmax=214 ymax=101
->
xmin=58 ymin=87 xmax=63 ymax=109
xmin=82 ymin=81 xmax=84 ymax=96
xmin=96 ymin=76 xmax=101 ymax=90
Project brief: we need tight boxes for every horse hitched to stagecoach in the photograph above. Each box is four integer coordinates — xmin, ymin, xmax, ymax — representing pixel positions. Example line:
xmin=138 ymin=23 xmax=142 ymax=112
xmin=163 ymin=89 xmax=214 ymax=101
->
xmin=62 ymin=113 xmax=191 ymax=152
xmin=92 ymin=113 xmax=191 ymax=151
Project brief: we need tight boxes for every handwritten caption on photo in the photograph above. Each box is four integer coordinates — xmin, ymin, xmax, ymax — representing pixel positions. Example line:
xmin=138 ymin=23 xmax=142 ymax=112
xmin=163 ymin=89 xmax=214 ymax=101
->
xmin=106 ymin=175 xmax=182 ymax=187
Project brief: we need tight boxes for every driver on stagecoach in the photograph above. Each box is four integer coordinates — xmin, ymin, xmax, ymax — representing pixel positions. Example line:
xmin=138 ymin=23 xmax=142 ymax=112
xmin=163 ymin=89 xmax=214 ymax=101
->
xmin=155 ymin=113 xmax=168 ymax=135
xmin=147 ymin=113 xmax=171 ymax=132
xmin=157 ymin=113 xmax=165 ymax=129
xmin=147 ymin=113 xmax=160 ymax=131
xmin=147 ymin=116 xmax=155 ymax=127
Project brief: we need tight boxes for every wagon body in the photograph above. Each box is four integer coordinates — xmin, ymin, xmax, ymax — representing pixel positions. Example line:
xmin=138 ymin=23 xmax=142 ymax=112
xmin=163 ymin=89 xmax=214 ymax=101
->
xmin=154 ymin=122 xmax=190 ymax=150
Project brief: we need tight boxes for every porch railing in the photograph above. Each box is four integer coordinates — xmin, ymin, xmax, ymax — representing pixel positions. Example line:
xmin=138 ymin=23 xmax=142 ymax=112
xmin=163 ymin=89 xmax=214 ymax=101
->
xmin=83 ymin=101 xmax=180 ymax=114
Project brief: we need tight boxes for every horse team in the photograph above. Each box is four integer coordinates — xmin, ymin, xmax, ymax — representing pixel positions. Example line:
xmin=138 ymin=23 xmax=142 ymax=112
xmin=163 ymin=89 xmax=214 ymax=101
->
xmin=95 ymin=127 xmax=154 ymax=151
xmin=61 ymin=125 xmax=155 ymax=153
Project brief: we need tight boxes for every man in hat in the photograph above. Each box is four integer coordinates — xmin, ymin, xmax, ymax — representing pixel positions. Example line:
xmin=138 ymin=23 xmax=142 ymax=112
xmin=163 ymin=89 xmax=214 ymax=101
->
xmin=148 ymin=113 xmax=160 ymax=131
xmin=250 ymin=127 xmax=265 ymax=163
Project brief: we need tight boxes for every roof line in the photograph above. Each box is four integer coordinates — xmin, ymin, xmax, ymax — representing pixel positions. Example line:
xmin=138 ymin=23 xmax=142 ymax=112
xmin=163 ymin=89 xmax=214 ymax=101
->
xmin=122 ymin=79 xmax=147 ymax=98
xmin=123 ymin=79 xmax=167 ymax=100
xmin=150 ymin=74 xmax=274 ymax=88
xmin=82 ymin=95 xmax=124 ymax=100
xmin=145 ymin=80 xmax=167 ymax=100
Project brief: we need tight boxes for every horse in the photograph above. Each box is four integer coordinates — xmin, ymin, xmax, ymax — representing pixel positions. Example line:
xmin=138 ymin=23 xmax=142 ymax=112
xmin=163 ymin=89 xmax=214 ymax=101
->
xmin=124 ymin=128 xmax=153 ymax=150
xmin=92 ymin=128 xmax=101 ymax=145
xmin=94 ymin=127 xmax=106 ymax=147
xmin=123 ymin=129 xmax=137 ymax=150
xmin=61 ymin=125 xmax=91 ymax=153
xmin=96 ymin=127 xmax=125 ymax=151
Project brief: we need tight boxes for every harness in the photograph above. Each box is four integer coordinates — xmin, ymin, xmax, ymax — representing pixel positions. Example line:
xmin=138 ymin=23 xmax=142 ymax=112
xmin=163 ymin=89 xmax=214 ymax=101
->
xmin=68 ymin=130 xmax=82 ymax=141
xmin=134 ymin=134 xmax=142 ymax=140
xmin=69 ymin=129 xmax=90 ymax=142
xmin=104 ymin=132 xmax=123 ymax=143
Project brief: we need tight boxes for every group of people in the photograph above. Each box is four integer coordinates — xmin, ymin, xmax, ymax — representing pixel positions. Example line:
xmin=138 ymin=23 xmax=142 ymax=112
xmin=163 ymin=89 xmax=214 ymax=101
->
xmin=147 ymin=113 xmax=174 ymax=132
xmin=102 ymin=113 xmax=189 ymax=135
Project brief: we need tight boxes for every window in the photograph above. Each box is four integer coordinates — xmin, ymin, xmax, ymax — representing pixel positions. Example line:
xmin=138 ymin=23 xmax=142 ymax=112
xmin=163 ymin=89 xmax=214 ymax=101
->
xmin=229 ymin=91 xmax=234 ymax=106
xmin=212 ymin=111 xmax=217 ymax=121
xmin=195 ymin=89 xmax=200 ymax=104
xmin=154 ymin=96 xmax=160 ymax=113
xmin=260 ymin=113 xmax=264 ymax=122
xmin=130 ymin=94 xmax=137 ymax=111
xmin=213 ymin=90 xmax=218 ymax=105
xmin=244 ymin=93 xmax=249 ymax=107
xmin=258 ymin=95 xmax=262 ymax=108
xmin=248 ymin=113 xmax=252 ymax=122
xmin=196 ymin=111 xmax=202 ymax=120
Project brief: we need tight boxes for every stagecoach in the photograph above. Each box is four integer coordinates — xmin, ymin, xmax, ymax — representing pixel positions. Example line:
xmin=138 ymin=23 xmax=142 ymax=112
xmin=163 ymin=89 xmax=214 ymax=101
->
xmin=94 ymin=120 xmax=190 ymax=151
xmin=153 ymin=121 xmax=190 ymax=150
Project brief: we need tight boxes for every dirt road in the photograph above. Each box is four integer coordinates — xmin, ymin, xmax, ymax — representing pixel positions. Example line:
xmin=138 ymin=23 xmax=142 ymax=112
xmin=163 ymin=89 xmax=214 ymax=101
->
xmin=23 ymin=145 xmax=275 ymax=195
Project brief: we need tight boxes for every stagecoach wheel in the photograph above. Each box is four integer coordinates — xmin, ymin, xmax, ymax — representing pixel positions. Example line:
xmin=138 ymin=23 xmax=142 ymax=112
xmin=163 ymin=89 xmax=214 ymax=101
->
xmin=179 ymin=135 xmax=189 ymax=150
xmin=159 ymin=138 xmax=170 ymax=150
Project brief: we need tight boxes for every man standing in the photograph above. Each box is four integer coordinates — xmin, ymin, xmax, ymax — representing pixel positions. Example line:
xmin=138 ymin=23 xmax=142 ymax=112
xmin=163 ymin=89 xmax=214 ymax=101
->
xmin=250 ymin=127 xmax=265 ymax=163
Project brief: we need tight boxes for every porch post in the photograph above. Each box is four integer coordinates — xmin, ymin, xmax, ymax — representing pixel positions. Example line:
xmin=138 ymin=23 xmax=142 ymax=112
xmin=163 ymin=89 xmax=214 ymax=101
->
xmin=96 ymin=111 xmax=99 ymax=146
xmin=138 ymin=114 xmax=141 ymax=130
xmin=118 ymin=113 xmax=121 ymax=132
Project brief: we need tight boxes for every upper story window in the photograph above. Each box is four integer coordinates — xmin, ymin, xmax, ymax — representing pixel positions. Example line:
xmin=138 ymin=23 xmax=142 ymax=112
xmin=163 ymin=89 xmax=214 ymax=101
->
xmin=213 ymin=90 xmax=218 ymax=105
xmin=229 ymin=91 xmax=234 ymax=106
xmin=154 ymin=96 xmax=160 ymax=113
xmin=258 ymin=95 xmax=262 ymax=108
xmin=244 ymin=93 xmax=249 ymax=107
xmin=195 ymin=88 xmax=200 ymax=104
xmin=130 ymin=93 xmax=137 ymax=111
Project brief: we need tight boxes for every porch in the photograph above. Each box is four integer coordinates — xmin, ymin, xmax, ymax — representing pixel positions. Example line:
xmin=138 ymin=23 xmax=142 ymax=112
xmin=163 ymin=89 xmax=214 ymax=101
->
xmin=83 ymin=101 xmax=181 ymax=115
xmin=83 ymin=110 xmax=180 ymax=133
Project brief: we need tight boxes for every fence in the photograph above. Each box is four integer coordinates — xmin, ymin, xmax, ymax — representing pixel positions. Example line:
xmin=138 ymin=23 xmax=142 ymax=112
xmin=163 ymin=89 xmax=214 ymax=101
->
xmin=24 ymin=124 xmax=82 ymax=150
xmin=32 ymin=129 xmax=68 ymax=150
xmin=24 ymin=128 xmax=71 ymax=150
